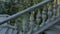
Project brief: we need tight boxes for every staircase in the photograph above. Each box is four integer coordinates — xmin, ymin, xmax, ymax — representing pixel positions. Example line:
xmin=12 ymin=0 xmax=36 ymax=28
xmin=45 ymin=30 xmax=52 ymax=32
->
xmin=0 ymin=0 xmax=60 ymax=34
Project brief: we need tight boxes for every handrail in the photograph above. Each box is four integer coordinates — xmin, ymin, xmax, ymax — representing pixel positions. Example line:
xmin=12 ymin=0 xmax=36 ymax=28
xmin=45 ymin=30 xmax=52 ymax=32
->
xmin=0 ymin=0 xmax=53 ymax=25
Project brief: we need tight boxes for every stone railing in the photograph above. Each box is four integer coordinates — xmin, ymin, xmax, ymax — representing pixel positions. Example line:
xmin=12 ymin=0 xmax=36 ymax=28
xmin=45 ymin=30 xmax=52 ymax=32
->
xmin=0 ymin=0 xmax=60 ymax=34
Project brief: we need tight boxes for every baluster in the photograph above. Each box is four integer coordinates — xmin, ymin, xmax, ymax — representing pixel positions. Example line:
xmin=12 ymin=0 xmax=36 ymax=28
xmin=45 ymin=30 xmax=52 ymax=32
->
xmin=41 ymin=5 xmax=47 ymax=26
xmin=53 ymin=0 xmax=58 ymax=17
xmin=58 ymin=3 xmax=60 ymax=16
xmin=34 ymin=9 xmax=42 ymax=31
xmin=28 ymin=11 xmax=34 ymax=34
xmin=48 ymin=6 xmax=53 ymax=18
xmin=48 ymin=2 xmax=53 ymax=19
xmin=59 ymin=4 xmax=60 ymax=15
xmin=56 ymin=0 xmax=58 ymax=16
xmin=22 ymin=16 xmax=27 ymax=34
xmin=11 ymin=19 xmax=18 ymax=34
